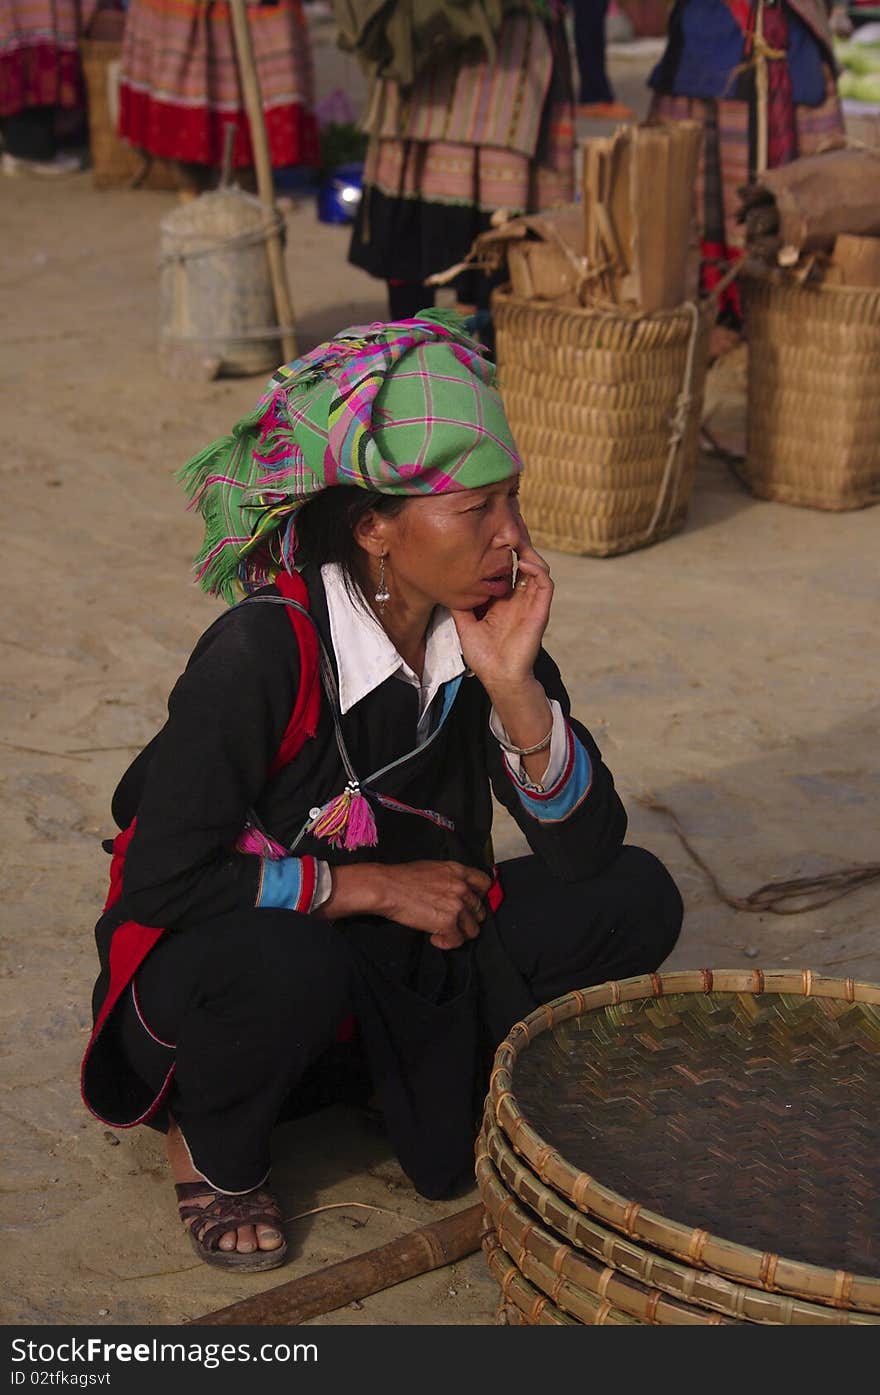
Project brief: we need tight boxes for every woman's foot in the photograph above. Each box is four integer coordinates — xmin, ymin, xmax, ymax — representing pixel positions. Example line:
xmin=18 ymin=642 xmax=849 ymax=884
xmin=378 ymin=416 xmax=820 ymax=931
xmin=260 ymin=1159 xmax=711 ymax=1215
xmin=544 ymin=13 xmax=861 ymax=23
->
xmin=1 ymin=151 xmax=82 ymax=177
xmin=166 ymin=1119 xmax=287 ymax=1267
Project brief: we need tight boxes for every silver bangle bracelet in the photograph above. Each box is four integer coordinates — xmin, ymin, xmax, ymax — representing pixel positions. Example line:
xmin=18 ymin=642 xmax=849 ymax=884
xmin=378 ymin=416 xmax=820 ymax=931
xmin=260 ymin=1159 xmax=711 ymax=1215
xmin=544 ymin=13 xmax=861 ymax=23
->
xmin=495 ymin=725 xmax=553 ymax=758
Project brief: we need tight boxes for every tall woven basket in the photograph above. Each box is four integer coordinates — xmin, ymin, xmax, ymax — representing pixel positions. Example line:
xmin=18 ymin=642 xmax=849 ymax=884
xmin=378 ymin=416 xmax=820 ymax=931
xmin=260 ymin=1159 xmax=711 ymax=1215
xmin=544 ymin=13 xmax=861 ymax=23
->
xmin=480 ymin=969 xmax=880 ymax=1325
xmin=79 ymin=39 xmax=180 ymax=191
xmin=491 ymin=289 xmax=709 ymax=557
xmin=739 ymin=275 xmax=880 ymax=510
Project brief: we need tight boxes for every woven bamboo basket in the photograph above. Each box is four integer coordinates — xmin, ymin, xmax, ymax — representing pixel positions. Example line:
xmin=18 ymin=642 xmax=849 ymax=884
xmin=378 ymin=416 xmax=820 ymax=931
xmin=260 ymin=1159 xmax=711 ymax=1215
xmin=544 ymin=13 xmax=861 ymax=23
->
xmin=477 ymin=1132 xmax=737 ymax=1325
xmin=490 ymin=289 xmax=710 ymax=556
xmin=483 ymin=1225 xmax=628 ymax=1326
xmin=479 ymin=1106 xmax=879 ymax=1325
xmin=79 ymin=40 xmax=180 ymax=191
xmin=486 ymin=970 xmax=880 ymax=1317
xmin=739 ymin=275 xmax=880 ymax=510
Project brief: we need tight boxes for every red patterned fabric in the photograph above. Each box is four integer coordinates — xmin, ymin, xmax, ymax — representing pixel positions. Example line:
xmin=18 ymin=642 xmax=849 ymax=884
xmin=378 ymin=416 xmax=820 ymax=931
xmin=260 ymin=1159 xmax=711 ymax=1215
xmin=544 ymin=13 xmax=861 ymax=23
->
xmin=118 ymin=85 xmax=319 ymax=170
xmin=755 ymin=4 xmax=797 ymax=168
xmin=117 ymin=0 xmax=319 ymax=167
xmin=0 ymin=0 xmax=89 ymax=117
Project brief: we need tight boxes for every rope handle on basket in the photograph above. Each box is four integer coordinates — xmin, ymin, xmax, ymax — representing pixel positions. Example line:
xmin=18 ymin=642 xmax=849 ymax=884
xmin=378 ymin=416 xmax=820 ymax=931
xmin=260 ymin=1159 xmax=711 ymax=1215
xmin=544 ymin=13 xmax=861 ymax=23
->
xmin=159 ymin=212 xmax=286 ymax=265
xmin=637 ymin=300 xmax=702 ymax=544
xmin=639 ymin=255 xmax=746 ymax=544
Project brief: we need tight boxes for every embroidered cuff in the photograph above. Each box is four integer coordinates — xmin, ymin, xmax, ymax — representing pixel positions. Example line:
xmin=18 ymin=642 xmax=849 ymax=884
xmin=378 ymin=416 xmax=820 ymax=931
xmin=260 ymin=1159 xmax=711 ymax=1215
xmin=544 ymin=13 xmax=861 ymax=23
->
xmin=489 ymin=699 xmax=568 ymax=791
xmin=256 ymin=855 xmax=321 ymax=913
xmin=492 ymin=706 xmax=593 ymax=823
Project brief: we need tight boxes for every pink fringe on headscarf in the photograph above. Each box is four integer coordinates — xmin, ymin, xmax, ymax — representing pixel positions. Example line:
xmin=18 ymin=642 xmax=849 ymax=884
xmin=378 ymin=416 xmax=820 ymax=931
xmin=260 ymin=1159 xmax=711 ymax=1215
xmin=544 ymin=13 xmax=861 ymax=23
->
xmin=252 ymin=391 xmax=298 ymax=473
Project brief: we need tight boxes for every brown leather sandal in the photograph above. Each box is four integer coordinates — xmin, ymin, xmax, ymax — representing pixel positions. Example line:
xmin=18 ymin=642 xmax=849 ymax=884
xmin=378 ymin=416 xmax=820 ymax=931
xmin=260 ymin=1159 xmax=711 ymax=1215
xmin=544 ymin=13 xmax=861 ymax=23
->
xmin=175 ymin=1181 xmax=288 ymax=1271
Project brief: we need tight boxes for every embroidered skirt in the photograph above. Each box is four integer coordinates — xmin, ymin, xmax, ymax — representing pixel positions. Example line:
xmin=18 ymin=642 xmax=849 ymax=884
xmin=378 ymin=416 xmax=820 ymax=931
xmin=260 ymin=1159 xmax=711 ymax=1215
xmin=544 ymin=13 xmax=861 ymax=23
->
xmin=117 ymin=0 xmax=319 ymax=168
xmin=349 ymin=11 xmax=574 ymax=287
xmin=648 ymin=66 xmax=843 ymax=316
xmin=0 ymin=0 xmax=86 ymax=117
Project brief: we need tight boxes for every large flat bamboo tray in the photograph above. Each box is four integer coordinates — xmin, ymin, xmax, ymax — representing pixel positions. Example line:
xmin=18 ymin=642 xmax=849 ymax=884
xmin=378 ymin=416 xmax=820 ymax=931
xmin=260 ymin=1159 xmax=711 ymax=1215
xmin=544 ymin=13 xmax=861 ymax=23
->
xmin=479 ymin=1104 xmax=879 ymax=1325
xmin=488 ymin=969 xmax=880 ymax=1314
xmin=477 ymin=1132 xmax=736 ymax=1325
xmin=482 ymin=1224 xmax=633 ymax=1325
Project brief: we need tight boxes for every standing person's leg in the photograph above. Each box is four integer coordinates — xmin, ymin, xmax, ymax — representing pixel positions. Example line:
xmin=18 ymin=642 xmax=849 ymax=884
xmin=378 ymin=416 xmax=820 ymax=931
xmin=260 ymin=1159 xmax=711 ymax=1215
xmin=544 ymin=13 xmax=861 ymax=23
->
xmin=573 ymin=0 xmax=614 ymax=105
xmin=1 ymin=107 xmax=55 ymax=159
xmin=388 ymin=281 xmax=435 ymax=320
xmin=0 ymin=106 xmax=82 ymax=174
xmin=493 ymin=845 xmax=683 ymax=1010
xmin=117 ymin=907 xmax=356 ymax=1265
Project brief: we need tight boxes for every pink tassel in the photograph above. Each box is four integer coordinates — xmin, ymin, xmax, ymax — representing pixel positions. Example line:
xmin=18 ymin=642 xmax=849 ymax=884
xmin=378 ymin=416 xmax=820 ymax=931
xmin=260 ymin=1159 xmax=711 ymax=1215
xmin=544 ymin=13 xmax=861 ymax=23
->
xmin=311 ymin=782 xmax=378 ymax=851
xmin=235 ymin=825 xmax=288 ymax=860
xmin=342 ymin=790 xmax=379 ymax=850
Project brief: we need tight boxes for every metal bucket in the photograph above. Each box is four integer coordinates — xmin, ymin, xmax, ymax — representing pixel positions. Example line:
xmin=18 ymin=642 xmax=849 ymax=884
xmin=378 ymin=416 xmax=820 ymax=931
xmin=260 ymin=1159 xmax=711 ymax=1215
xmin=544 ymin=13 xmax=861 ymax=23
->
xmin=158 ymin=188 xmax=285 ymax=377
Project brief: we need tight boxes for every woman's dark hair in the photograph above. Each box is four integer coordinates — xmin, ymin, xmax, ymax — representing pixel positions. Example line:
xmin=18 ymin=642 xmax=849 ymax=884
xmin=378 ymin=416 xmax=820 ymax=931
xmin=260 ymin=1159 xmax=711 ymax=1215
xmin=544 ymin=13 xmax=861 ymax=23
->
xmin=293 ymin=486 xmax=406 ymax=600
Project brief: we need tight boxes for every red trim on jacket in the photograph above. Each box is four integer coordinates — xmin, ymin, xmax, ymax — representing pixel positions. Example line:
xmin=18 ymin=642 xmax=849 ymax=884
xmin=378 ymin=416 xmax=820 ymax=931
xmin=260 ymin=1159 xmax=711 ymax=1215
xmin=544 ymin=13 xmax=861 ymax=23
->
xmin=81 ymin=571 xmax=322 ymax=1127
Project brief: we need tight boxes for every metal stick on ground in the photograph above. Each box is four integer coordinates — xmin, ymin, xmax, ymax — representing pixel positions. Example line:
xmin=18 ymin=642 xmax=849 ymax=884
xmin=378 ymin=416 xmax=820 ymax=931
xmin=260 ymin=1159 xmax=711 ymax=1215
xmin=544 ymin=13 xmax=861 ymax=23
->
xmin=189 ymin=1203 xmax=487 ymax=1326
xmin=227 ymin=0 xmax=298 ymax=362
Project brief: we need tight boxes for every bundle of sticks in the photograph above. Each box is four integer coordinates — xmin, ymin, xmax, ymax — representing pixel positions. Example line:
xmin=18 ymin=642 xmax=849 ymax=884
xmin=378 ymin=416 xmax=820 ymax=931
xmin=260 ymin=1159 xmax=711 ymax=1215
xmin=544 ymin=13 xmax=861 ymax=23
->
xmin=582 ymin=120 xmax=704 ymax=312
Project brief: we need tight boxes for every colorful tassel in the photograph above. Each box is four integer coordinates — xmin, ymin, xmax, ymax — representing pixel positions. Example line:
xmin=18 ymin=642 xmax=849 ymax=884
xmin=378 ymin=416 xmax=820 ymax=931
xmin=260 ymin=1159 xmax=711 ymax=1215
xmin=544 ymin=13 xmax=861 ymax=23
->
xmin=235 ymin=825 xmax=288 ymax=860
xmin=310 ymin=782 xmax=378 ymax=851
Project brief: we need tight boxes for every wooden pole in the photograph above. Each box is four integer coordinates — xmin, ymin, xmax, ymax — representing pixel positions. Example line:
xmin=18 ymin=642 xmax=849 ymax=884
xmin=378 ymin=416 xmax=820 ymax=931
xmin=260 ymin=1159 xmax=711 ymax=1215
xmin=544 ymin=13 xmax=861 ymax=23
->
xmin=754 ymin=0 xmax=769 ymax=177
xmin=227 ymin=0 xmax=298 ymax=362
xmin=190 ymin=1203 xmax=487 ymax=1327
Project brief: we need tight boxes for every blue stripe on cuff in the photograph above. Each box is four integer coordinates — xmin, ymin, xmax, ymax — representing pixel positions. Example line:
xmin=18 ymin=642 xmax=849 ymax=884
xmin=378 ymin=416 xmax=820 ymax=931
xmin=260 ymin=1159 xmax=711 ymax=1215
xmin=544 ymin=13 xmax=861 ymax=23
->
xmin=512 ymin=735 xmax=593 ymax=823
xmin=257 ymin=857 xmax=304 ymax=909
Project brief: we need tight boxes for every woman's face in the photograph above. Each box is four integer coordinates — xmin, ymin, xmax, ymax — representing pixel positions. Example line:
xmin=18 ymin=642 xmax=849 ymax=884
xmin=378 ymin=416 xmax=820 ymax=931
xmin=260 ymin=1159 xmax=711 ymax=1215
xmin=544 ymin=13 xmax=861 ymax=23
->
xmin=361 ymin=474 xmax=527 ymax=614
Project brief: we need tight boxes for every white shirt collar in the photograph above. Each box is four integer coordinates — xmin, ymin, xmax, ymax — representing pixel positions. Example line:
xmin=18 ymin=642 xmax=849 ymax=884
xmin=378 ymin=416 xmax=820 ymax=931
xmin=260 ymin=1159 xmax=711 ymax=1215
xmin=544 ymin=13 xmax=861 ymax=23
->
xmin=320 ymin=563 xmax=465 ymax=729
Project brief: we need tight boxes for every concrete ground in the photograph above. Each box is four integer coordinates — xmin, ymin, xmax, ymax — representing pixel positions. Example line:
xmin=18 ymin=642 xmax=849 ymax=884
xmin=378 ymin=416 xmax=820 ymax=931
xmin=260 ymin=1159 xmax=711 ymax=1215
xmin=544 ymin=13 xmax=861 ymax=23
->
xmin=1 ymin=36 xmax=878 ymax=1328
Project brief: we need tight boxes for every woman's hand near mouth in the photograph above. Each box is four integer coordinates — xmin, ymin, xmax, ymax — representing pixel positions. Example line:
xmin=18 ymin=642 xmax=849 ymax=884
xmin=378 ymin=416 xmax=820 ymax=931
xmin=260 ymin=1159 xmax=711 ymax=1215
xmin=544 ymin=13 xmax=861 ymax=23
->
xmin=451 ymin=536 xmax=555 ymax=779
xmin=452 ymin=536 xmax=553 ymax=685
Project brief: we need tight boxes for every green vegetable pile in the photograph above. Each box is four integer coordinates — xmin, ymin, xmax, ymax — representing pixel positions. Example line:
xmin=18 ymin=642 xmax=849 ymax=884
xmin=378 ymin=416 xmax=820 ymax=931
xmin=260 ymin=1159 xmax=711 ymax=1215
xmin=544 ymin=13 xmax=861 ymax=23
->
xmin=834 ymin=37 xmax=880 ymax=105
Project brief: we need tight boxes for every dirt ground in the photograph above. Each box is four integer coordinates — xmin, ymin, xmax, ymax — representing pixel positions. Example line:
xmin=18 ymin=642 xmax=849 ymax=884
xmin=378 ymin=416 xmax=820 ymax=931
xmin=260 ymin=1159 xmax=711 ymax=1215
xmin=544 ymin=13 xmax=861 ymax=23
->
xmin=2 ymin=37 xmax=879 ymax=1329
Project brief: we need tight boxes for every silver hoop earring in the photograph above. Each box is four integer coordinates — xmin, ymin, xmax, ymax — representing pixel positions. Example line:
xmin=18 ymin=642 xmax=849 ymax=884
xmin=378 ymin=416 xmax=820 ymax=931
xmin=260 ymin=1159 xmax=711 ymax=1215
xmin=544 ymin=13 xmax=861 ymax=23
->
xmin=375 ymin=554 xmax=390 ymax=610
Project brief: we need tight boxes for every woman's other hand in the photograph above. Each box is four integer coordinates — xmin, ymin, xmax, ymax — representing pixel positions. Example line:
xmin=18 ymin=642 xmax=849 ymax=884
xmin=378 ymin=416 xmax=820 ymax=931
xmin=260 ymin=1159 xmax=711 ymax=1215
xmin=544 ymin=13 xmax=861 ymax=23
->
xmin=316 ymin=860 xmax=492 ymax=950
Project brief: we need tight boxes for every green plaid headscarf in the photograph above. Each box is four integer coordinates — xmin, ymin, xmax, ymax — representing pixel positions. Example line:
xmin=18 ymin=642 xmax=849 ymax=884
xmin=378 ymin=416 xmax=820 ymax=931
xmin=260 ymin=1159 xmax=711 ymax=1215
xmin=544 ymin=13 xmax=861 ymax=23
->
xmin=179 ymin=309 xmax=523 ymax=601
